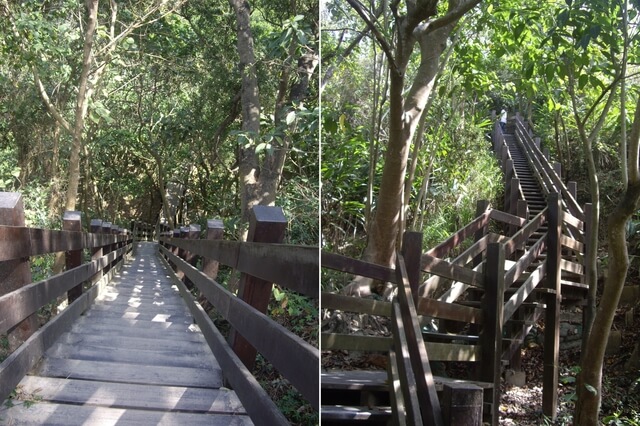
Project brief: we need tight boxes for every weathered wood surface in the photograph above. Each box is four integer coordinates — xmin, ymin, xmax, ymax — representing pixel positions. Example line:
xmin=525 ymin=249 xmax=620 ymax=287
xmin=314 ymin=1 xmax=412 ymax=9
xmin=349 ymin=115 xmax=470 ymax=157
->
xmin=1 ymin=242 xmax=252 ymax=425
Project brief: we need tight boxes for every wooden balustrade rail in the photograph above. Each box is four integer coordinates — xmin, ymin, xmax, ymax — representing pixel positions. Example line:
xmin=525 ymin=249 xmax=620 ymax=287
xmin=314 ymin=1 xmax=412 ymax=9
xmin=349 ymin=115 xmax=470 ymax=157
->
xmin=158 ymin=206 xmax=319 ymax=423
xmin=513 ymin=116 xmax=584 ymax=221
xmin=0 ymin=206 xmax=134 ymax=404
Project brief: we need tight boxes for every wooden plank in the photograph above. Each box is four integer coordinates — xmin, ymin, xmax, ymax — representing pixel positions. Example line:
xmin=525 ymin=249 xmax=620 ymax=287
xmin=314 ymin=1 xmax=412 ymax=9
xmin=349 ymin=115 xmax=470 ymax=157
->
xmin=46 ymin=342 xmax=218 ymax=370
xmin=488 ymin=209 xmax=527 ymax=228
xmin=560 ymin=235 xmax=584 ymax=253
xmin=167 ymin=259 xmax=292 ymax=422
xmin=543 ymin=193 xmax=562 ymax=419
xmin=420 ymin=235 xmax=491 ymax=297
xmin=160 ymin=245 xmax=318 ymax=407
xmin=321 ymin=370 xmax=493 ymax=391
xmin=559 ymin=258 xmax=585 ymax=275
xmin=480 ymin=243 xmax=505 ymax=425
xmin=391 ymin=301 xmax=423 ymax=425
xmin=321 ymin=405 xmax=392 ymax=421
xmin=388 ymin=349 xmax=408 ymax=425
xmin=503 ymin=262 xmax=547 ymax=325
xmin=503 ymin=208 xmax=547 ymax=257
xmin=70 ymin=316 xmax=205 ymax=337
xmin=421 ymin=253 xmax=484 ymax=288
xmin=320 ymin=292 xmax=392 ymax=316
xmin=161 ymin=238 xmax=319 ymax=298
xmin=0 ymin=248 xmax=124 ymax=334
xmin=15 ymin=376 xmax=246 ymax=414
xmin=425 ymin=211 xmax=491 ymax=259
xmin=321 ymin=333 xmax=391 ymax=352
xmin=90 ymin=301 xmax=189 ymax=315
xmin=416 ymin=297 xmax=483 ymax=325
xmin=0 ymin=227 xmax=129 ymax=261
xmin=57 ymin=331 xmax=208 ymax=353
xmin=321 ymin=251 xmax=396 ymax=284
xmin=320 ymin=334 xmax=481 ymax=361
xmin=0 ymin=403 xmax=252 ymax=425
xmin=395 ymin=254 xmax=443 ymax=426
xmin=504 ymin=234 xmax=547 ymax=286
xmin=82 ymin=308 xmax=194 ymax=324
xmin=561 ymin=210 xmax=583 ymax=229
xmin=38 ymin=358 xmax=222 ymax=388
xmin=0 ymin=281 xmax=99 ymax=402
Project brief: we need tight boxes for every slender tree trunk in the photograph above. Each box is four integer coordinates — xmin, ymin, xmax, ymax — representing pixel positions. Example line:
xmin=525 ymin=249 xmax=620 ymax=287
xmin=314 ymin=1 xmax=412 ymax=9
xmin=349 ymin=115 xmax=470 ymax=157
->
xmin=363 ymin=24 xmax=454 ymax=269
xmin=229 ymin=0 xmax=261 ymax=227
xmin=65 ymin=0 xmax=99 ymax=212
xmin=575 ymin=94 xmax=640 ymax=426
xmin=620 ymin=0 xmax=629 ymax=189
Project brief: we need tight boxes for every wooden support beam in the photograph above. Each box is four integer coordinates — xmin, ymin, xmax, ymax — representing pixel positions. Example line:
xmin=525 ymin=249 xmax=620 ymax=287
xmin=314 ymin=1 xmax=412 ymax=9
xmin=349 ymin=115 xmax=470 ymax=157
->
xmin=480 ymin=243 xmax=505 ymax=426
xmin=401 ymin=232 xmax=422 ymax=304
xmin=442 ymin=382 xmax=483 ymax=426
xmin=230 ymin=206 xmax=287 ymax=371
xmin=202 ymin=219 xmax=224 ymax=280
xmin=543 ymin=193 xmax=562 ymax=420
xmin=64 ymin=211 xmax=83 ymax=303
xmin=0 ymin=192 xmax=37 ymax=351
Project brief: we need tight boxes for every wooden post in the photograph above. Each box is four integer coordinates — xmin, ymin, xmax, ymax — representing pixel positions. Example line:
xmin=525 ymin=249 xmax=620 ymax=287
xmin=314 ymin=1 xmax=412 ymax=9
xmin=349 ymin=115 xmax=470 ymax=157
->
xmin=101 ymin=222 xmax=112 ymax=273
xmin=480 ymin=242 xmax=505 ymax=426
xmin=505 ymin=159 xmax=514 ymax=183
xmin=183 ymin=224 xmax=201 ymax=289
xmin=64 ymin=211 xmax=83 ymax=303
xmin=568 ymin=181 xmax=577 ymax=200
xmin=442 ymin=383 xmax=483 ymax=426
xmin=0 ymin=192 xmax=37 ymax=350
xmin=543 ymin=193 xmax=562 ymax=419
xmin=509 ymin=178 xmax=520 ymax=235
xmin=517 ymin=199 xmax=529 ymax=250
xmin=90 ymin=219 xmax=103 ymax=284
xmin=554 ymin=161 xmax=562 ymax=178
xmin=401 ymin=231 xmax=422 ymax=305
xmin=544 ymin=148 xmax=550 ymax=161
xmin=230 ymin=206 xmax=287 ymax=371
xmin=535 ymin=137 xmax=541 ymax=150
xmin=203 ymin=219 xmax=224 ymax=279
xmin=473 ymin=200 xmax=490 ymax=267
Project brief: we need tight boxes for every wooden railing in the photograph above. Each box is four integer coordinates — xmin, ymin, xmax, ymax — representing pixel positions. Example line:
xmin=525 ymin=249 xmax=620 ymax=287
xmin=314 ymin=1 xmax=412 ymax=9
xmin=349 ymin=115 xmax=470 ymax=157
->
xmin=158 ymin=206 xmax=319 ymax=424
xmin=513 ymin=114 xmax=584 ymax=221
xmin=492 ymin=121 xmax=527 ymax=221
xmin=131 ymin=220 xmax=154 ymax=241
xmin=0 ymin=192 xmax=134 ymax=403
xmin=321 ymin=191 xmax=588 ymax=425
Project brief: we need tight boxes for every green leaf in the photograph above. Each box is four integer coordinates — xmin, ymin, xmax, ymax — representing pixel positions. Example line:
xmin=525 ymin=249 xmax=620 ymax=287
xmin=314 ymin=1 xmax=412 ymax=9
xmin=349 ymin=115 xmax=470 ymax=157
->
xmin=578 ymin=74 xmax=589 ymax=89
xmin=545 ymin=64 xmax=555 ymax=82
xmin=585 ymin=384 xmax=598 ymax=395
xmin=285 ymin=110 xmax=296 ymax=125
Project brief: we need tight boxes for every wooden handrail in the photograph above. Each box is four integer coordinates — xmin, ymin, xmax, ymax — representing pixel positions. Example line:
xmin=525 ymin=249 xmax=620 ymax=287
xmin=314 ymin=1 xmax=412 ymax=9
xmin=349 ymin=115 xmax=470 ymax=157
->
xmin=0 ymin=226 xmax=129 ymax=262
xmin=160 ymin=238 xmax=318 ymax=298
xmin=514 ymin=116 xmax=584 ymax=220
xmin=159 ymin=245 xmax=318 ymax=409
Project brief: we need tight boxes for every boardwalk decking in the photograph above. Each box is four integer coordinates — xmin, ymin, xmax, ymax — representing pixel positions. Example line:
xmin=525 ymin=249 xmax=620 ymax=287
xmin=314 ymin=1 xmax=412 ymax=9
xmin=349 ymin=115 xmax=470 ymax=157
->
xmin=1 ymin=242 xmax=252 ymax=425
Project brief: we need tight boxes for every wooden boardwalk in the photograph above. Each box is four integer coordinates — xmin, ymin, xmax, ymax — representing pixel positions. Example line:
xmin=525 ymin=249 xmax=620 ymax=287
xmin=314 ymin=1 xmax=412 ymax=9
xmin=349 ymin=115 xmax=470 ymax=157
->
xmin=1 ymin=242 xmax=252 ymax=425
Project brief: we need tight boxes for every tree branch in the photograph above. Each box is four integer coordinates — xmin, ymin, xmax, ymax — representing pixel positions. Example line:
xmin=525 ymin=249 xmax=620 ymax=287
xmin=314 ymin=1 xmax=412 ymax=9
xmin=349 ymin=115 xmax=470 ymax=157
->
xmin=345 ymin=0 xmax=398 ymax=75
xmin=420 ymin=0 xmax=481 ymax=35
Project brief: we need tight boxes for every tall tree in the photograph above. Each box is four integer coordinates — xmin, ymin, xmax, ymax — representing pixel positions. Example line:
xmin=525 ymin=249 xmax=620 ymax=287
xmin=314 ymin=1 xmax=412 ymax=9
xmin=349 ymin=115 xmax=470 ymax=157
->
xmin=342 ymin=0 xmax=481 ymax=295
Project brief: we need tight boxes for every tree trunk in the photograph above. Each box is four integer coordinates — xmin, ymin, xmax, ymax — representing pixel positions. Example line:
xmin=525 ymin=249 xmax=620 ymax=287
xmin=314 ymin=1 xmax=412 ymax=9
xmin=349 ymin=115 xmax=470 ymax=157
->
xmin=363 ymin=24 xmax=454 ymax=270
xmin=64 ymin=0 xmax=99 ymax=212
xmin=229 ymin=0 xmax=261 ymax=226
xmin=575 ymin=94 xmax=640 ymax=426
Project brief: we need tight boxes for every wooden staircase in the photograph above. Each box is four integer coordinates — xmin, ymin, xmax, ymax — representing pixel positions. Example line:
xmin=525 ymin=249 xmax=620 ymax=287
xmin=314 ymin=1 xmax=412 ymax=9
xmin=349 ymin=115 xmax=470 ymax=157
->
xmin=320 ymin=113 xmax=590 ymax=425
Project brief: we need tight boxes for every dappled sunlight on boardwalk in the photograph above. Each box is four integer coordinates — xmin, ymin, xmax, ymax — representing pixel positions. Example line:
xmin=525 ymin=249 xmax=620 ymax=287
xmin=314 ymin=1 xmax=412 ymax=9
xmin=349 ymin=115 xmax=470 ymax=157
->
xmin=1 ymin=242 xmax=252 ymax=425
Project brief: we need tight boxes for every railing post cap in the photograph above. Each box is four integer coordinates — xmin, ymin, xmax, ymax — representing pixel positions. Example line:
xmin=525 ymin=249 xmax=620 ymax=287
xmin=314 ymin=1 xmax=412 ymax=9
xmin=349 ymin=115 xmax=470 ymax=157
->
xmin=207 ymin=219 xmax=224 ymax=229
xmin=251 ymin=205 xmax=287 ymax=223
xmin=188 ymin=224 xmax=201 ymax=232
xmin=63 ymin=211 xmax=82 ymax=222
xmin=0 ymin=192 xmax=22 ymax=209
xmin=90 ymin=219 xmax=102 ymax=226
